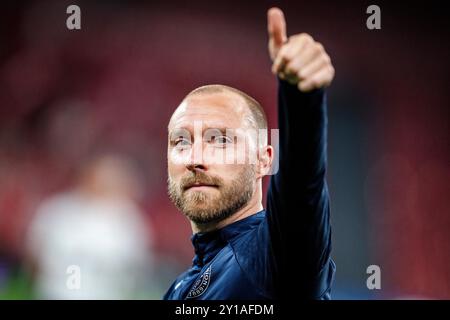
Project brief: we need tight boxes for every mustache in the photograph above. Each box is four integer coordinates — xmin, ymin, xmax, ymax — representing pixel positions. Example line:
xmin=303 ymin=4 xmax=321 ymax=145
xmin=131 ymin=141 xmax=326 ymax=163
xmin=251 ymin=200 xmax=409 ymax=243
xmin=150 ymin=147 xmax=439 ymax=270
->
xmin=179 ymin=171 xmax=223 ymax=190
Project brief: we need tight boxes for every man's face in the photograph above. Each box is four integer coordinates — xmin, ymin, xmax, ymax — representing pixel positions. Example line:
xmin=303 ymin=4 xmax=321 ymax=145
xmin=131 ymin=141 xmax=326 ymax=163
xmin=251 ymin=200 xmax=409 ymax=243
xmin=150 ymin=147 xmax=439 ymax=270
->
xmin=167 ymin=92 xmax=257 ymax=225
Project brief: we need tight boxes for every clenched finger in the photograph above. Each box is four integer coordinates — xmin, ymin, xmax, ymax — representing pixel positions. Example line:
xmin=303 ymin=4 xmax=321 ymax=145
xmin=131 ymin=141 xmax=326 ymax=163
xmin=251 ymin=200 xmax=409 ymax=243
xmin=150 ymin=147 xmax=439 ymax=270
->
xmin=298 ymin=66 xmax=334 ymax=92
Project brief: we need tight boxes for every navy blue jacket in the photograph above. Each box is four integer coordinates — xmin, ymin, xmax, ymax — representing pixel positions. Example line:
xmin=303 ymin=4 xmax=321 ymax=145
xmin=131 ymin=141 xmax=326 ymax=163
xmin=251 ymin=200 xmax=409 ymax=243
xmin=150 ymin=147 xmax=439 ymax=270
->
xmin=164 ymin=80 xmax=335 ymax=300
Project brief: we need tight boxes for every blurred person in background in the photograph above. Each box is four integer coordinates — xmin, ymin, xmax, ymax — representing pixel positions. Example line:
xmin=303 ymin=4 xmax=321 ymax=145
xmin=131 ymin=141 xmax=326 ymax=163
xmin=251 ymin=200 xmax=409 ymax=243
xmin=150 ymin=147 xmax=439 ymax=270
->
xmin=25 ymin=153 xmax=154 ymax=299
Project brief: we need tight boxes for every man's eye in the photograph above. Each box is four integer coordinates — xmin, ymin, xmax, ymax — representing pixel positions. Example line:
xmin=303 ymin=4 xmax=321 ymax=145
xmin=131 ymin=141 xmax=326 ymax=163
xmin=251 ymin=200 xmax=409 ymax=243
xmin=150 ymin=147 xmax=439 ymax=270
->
xmin=213 ymin=136 xmax=232 ymax=145
xmin=174 ymin=138 xmax=191 ymax=147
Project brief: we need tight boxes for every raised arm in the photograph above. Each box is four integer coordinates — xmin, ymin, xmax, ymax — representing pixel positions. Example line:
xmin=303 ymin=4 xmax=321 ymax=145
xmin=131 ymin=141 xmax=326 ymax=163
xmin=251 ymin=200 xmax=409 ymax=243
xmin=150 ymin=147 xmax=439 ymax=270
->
xmin=265 ymin=8 xmax=336 ymax=299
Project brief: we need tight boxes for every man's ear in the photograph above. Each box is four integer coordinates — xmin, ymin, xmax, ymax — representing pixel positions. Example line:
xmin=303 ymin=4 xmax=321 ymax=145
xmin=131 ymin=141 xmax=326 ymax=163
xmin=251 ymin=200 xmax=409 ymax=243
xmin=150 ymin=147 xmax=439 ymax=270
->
xmin=256 ymin=145 xmax=274 ymax=178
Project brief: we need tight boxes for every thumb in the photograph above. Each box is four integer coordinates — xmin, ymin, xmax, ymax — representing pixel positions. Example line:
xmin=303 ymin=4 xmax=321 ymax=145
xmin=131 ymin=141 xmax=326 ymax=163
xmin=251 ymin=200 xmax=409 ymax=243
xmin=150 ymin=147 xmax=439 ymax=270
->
xmin=267 ymin=7 xmax=287 ymax=52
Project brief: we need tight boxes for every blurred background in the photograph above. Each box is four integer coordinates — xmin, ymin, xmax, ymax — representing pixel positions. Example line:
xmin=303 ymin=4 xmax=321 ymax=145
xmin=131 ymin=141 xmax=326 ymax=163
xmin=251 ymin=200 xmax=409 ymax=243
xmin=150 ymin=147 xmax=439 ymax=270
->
xmin=0 ymin=0 xmax=448 ymax=299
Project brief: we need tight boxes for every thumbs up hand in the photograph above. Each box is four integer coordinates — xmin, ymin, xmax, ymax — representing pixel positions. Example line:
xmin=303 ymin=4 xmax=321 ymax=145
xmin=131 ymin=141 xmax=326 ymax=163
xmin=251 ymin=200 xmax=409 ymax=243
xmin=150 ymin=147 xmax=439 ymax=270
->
xmin=267 ymin=7 xmax=335 ymax=92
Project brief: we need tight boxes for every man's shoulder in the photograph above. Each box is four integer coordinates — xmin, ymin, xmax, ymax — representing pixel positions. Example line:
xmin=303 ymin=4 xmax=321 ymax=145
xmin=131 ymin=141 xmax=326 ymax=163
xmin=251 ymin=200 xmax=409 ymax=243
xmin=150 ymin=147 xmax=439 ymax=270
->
xmin=223 ymin=218 xmax=275 ymax=298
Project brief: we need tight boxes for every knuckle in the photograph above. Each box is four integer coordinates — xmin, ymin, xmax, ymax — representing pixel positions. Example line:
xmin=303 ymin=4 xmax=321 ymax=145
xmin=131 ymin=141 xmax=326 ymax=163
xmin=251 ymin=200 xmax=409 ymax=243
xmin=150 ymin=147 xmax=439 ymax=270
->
xmin=289 ymin=34 xmax=299 ymax=42
xmin=279 ymin=47 xmax=290 ymax=60
xmin=318 ymin=55 xmax=328 ymax=65
xmin=279 ymin=50 xmax=289 ymax=60
xmin=283 ymin=51 xmax=294 ymax=63
xmin=329 ymin=65 xmax=336 ymax=77
xmin=315 ymin=42 xmax=324 ymax=52
xmin=299 ymin=33 xmax=313 ymax=42
xmin=285 ymin=61 xmax=297 ymax=74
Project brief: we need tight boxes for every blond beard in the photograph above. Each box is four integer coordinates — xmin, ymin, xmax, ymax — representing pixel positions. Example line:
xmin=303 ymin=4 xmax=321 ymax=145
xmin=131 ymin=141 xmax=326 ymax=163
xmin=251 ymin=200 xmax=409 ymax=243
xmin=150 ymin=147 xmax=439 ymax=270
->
xmin=168 ymin=166 xmax=255 ymax=224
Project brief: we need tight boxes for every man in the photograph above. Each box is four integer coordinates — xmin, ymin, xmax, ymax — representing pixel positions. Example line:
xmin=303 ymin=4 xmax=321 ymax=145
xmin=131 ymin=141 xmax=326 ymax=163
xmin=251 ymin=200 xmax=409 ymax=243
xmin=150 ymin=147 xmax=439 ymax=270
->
xmin=27 ymin=154 xmax=154 ymax=299
xmin=164 ymin=7 xmax=335 ymax=300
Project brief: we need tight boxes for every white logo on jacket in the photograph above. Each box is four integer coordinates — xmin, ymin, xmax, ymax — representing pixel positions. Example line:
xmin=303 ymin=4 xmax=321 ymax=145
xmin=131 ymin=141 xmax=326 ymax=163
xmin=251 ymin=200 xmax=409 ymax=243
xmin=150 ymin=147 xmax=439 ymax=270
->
xmin=186 ymin=266 xmax=212 ymax=299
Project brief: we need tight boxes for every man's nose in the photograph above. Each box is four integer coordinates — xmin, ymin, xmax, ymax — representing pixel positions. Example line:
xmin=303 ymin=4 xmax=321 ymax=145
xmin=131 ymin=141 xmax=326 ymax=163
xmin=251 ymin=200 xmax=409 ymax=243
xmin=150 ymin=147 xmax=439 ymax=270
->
xmin=187 ymin=139 xmax=206 ymax=171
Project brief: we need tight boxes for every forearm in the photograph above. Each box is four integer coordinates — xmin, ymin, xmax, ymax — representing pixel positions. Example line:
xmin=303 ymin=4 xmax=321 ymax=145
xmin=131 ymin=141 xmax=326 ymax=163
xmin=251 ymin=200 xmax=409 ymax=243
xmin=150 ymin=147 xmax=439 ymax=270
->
xmin=274 ymin=78 xmax=328 ymax=192
xmin=267 ymin=77 xmax=331 ymax=272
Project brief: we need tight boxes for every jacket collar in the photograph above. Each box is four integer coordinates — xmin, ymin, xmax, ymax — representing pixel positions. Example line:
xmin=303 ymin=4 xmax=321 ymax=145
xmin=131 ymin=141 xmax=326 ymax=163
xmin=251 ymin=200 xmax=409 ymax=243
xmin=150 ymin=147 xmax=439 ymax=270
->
xmin=190 ymin=210 xmax=265 ymax=267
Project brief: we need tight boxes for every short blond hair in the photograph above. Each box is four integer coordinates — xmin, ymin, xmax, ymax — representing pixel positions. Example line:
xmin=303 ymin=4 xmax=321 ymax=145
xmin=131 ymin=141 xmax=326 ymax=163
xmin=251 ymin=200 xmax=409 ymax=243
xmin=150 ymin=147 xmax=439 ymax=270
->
xmin=184 ymin=84 xmax=268 ymax=131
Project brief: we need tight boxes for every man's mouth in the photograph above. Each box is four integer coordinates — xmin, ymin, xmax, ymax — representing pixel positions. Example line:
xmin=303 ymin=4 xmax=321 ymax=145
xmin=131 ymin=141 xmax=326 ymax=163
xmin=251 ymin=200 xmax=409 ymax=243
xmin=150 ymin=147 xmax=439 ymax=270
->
xmin=184 ymin=183 xmax=219 ymax=191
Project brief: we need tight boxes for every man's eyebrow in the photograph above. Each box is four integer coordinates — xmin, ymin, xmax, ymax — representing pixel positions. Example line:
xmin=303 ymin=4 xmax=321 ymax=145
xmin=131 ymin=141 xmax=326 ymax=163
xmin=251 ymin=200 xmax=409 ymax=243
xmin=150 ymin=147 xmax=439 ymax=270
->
xmin=205 ymin=127 xmax=228 ymax=134
xmin=169 ymin=128 xmax=190 ymax=135
xmin=169 ymin=126 xmax=236 ymax=134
